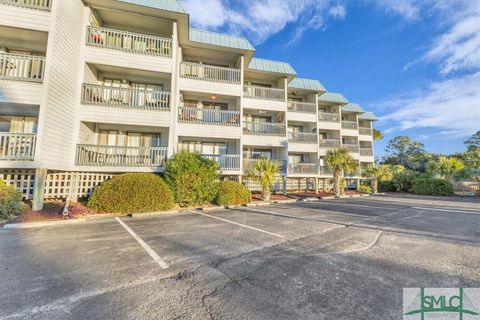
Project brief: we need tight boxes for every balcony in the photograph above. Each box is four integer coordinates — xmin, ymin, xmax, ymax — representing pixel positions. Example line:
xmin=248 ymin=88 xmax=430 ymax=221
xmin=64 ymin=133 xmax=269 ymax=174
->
xmin=201 ymin=154 xmax=241 ymax=171
xmin=341 ymin=121 xmax=358 ymax=130
xmin=360 ymin=148 xmax=373 ymax=156
xmin=318 ymin=112 xmax=340 ymax=123
xmin=75 ymin=144 xmax=167 ymax=167
xmin=86 ymin=26 xmax=172 ymax=57
xmin=287 ymin=101 xmax=316 ymax=113
xmin=179 ymin=62 xmax=240 ymax=84
xmin=318 ymin=139 xmax=341 ymax=147
xmin=289 ymin=163 xmax=318 ymax=175
xmin=344 ymin=144 xmax=359 ymax=153
xmin=288 ymin=132 xmax=317 ymax=143
xmin=359 ymin=127 xmax=372 ymax=135
xmin=243 ymin=85 xmax=285 ymax=101
xmin=0 ymin=53 xmax=45 ymax=82
xmin=243 ymin=121 xmax=286 ymax=136
xmin=178 ymin=107 xmax=240 ymax=126
xmin=319 ymin=166 xmax=333 ymax=175
xmin=0 ymin=0 xmax=51 ymax=10
xmin=0 ymin=133 xmax=36 ymax=161
xmin=81 ymin=83 xmax=170 ymax=111
xmin=243 ymin=158 xmax=287 ymax=173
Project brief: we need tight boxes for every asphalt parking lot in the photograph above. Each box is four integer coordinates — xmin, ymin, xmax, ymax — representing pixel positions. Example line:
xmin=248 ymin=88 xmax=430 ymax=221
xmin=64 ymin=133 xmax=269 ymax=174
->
xmin=1 ymin=195 xmax=479 ymax=320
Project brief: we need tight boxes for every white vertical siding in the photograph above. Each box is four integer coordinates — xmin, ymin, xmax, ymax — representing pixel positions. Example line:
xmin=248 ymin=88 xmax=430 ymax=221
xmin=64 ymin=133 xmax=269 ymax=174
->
xmin=36 ymin=0 xmax=86 ymax=170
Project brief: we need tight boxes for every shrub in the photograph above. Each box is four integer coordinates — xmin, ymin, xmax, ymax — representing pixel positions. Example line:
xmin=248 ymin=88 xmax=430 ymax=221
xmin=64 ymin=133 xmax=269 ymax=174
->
xmin=0 ymin=179 xmax=23 ymax=220
xmin=392 ymin=171 xmax=417 ymax=192
xmin=378 ymin=180 xmax=396 ymax=192
xmin=358 ymin=184 xmax=373 ymax=194
xmin=216 ymin=181 xmax=251 ymax=206
xmin=164 ymin=151 xmax=220 ymax=206
xmin=87 ymin=173 xmax=174 ymax=213
xmin=410 ymin=178 xmax=454 ymax=196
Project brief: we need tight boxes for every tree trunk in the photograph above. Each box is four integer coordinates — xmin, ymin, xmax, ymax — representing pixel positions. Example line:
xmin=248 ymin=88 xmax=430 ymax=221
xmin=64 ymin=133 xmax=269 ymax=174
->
xmin=372 ymin=177 xmax=378 ymax=194
xmin=262 ymin=187 xmax=271 ymax=201
xmin=333 ymin=169 xmax=341 ymax=196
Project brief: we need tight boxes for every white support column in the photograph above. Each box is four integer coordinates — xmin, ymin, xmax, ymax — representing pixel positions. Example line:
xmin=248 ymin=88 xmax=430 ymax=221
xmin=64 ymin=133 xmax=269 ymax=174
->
xmin=168 ymin=21 xmax=179 ymax=159
xmin=32 ymin=168 xmax=47 ymax=211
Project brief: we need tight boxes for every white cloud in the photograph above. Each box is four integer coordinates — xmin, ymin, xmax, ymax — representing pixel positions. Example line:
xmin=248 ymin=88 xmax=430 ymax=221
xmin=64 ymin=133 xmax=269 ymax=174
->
xmin=181 ymin=0 xmax=346 ymax=44
xmin=371 ymin=0 xmax=420 ymax=20
xmin=379 ymin=72 xmax=480 ymax=138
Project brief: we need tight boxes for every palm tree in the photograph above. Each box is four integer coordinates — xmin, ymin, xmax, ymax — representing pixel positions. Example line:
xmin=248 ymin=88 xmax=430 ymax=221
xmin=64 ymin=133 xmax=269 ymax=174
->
xmin=363 ymin=164 xmax=381 ymax=194
xmin=428 ymin=156 xmax=464 ymax=180
xmin=246 ymin=158 xmax=280 ymax=201
xmin=325 ymin=147 xmax=359 ymax=196
xmin=372 ymin=128 xmax=384 ymax=140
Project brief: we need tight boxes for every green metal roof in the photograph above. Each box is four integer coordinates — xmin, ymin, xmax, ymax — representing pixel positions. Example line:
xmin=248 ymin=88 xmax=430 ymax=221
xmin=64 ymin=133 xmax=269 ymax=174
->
xmin=358 ymin=112 xmax=378 ymax=121
xmin=288 ymin=78 xmax=326 ymax=92
xmin=119 ymin=0 xmax=186 ymax=13
xmin=318 ymin=92 xmax=348 ymax=104
xmin=248 ymin=58 xmax=296 ymax=75
xmin=189 ymin=28 xmax=255 ymax=51
xmin=341 ymin=103 xmax=365 ymax=113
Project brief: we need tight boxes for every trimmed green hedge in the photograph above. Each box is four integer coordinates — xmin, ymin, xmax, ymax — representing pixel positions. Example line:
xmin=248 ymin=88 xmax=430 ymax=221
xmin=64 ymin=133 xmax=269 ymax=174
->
xmin=0 ymin=179 xmax=23 ymax=220
xmin=410 ymin=178 xmax=454 ymax=196
xmin=164 ymin=151 xmax=220 ymax=207
xmin=216 ymin=181 xmax=252 ymax=206
xmin=87 ymin=173 xmax=174 ymax=213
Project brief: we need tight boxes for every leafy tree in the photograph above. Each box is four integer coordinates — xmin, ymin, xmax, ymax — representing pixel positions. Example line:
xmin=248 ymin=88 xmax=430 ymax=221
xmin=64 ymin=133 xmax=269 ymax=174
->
xmin=382 ymin=136 xmax=430 ymax=171
xmin=164 ymin=151 xmax=220 ymax=206
xmin=325 ymin=147 xmax=359 ymax=196
xmin=461 ymin=148 xmax=480 ymax=181
xmin=246 ymin=158 xmax=280 ymax=201
xmin=362 ymin=165 xmax=381 ymax=194
xmin=427 ymin=156 xmax=464 ymax=180
xmin=464 ymin=131 xmax=480 ymax=151
xmin=377 ymin=164 xmax=405 ymax=181
xmin=372 ymin=128 xmax=384 ymax=140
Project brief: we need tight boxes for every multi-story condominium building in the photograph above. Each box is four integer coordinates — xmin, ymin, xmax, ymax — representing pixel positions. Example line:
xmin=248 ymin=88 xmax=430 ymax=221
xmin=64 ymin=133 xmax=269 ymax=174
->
xmin=0 ymin=0 xmax=377 ymax=209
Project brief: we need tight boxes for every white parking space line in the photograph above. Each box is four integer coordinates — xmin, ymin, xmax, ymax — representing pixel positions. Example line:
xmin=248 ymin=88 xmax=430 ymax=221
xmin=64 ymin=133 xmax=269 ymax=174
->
xmin=412 ymin=207 xmax=480 ymax=215
xmin=310 ymin=201 xmax=402 ymax=211
xmin=115 ymin=217 xmax=169 ymax=269
xmin=191 ymin=210 xmax=286 ymax=239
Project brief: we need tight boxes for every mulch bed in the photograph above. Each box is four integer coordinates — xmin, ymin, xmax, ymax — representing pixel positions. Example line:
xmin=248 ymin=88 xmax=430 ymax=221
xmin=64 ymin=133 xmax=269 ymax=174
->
xmin=9 ymin=201 xmax=97 ymax=224
xmin=251 ymin=190 xmax=365 ymax=202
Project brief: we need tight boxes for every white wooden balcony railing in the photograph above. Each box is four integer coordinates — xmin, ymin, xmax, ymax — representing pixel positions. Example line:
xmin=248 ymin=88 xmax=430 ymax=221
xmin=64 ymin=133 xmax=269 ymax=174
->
xmin=179 ymin=62 xmax=241 ymax=84
xmin=318 ymin=139 xmax=341 ymax=147
xmin=76 ymin=144 xmax=167 ymax=167
xmin=289 ymin=163 xmax=318 ymax=174
xmin=0 ymin=0 xmax=51 ymax=10
xmin=178 ymin=107 xmax=240 ymax=126
xmin=0 ymin=53 xmax=46 ymax=82
xmin=342 ymin=121 xmax=358 ymax=129
xmin=243 ymin=121 xmax=286 ymax=136
xmin=0 ymin=133 xmax=36 ymax=161
xmin=243 ymin=85 xmax=285 ymax=101
xmin=86 ymin=26 xmax=172 ymax=57
xmin=243 ymin=159 xmax=287 ymax=173
xmin=319 ymin=166 xmax=333 ymax=175
xmin=287 ymin=101 xmax=316 ymax=113
xmin=81 ymin=83 xmax=170 ymax=110
xmin=359 ymin=127 xmax=372 ymax=135
xmin=360 ymin=148 xmax=373 ymax=156
xmin=201 ymin=154 xmax=241 ymax=171
xmin=344 ymin=144 xmax=359 ymax=153
xmin=318 ymin=112 xmax=340 ymax=122
xmin=288 ymin=132 xmax=317 ymax=143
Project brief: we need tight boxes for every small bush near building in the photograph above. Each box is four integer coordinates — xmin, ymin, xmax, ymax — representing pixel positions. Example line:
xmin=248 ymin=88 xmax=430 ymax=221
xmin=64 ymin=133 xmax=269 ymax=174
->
xmin=164 ymin=151 xmax=220 ymax=207
xmin=0 ymin=179 xmax=23 ymax=220
xmin=392 ymin=171 xmax=417 ymax=192
xmin=87 ymin=173 xmax=174 ymax=213
xmin=410 ymin=178 xmax=454 ymax=196
xmin=378 ymin=180 xmax=396 ymax=192
xmin=358 ymin=184 xmax=373 ymax=194
xmin=216 ymin=181 xmax=252 ymax=206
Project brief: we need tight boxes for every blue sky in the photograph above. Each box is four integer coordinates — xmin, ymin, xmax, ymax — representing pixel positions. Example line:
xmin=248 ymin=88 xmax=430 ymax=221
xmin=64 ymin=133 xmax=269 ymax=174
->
xmin=182 ymin=0 xmax=480 ymax=158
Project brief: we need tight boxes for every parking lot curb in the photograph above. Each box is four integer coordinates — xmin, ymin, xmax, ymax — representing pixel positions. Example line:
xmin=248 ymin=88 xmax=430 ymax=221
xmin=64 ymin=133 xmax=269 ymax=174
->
xmin=3 ymin=218 xmax=86 ymax=230
xmin=320 ymin=196 xmax=336 ymax=200
xmin=127 ymin=209 xmax=180 ymax=218
xmin=246 ymin=202 xmax=271 ymax=207
xmin=272 ymin=199 xmax=298 ymax=204
xmin=199 ymin=206 xmax=224 ymax=212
